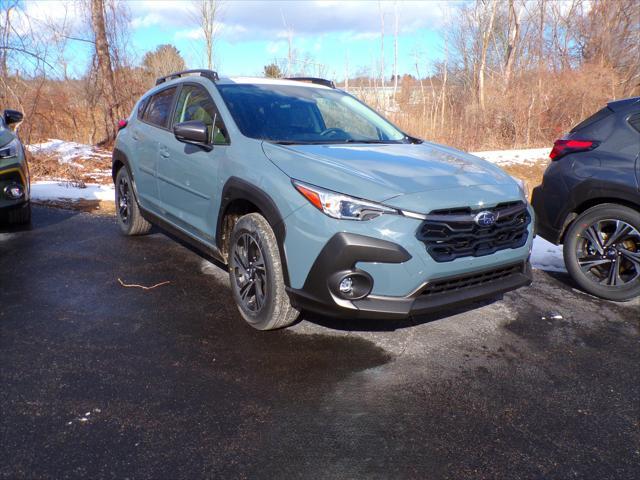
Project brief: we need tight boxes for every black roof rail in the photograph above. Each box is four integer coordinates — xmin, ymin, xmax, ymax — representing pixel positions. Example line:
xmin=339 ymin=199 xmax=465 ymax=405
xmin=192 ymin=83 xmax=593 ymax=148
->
xmin=156 ymin=69 xmax=220 ymax=86
xmin=285 ymin=77 xmax=336 ymax=89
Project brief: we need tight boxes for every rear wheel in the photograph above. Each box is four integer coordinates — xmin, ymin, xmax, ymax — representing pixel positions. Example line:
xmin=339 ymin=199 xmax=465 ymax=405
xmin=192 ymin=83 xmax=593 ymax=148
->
xmin=228 ymin=213 xmax=299 ymax=330
xmin=563 ymin=204 xmax=640 ymax=301
xmin=115 ymin=167 xmax=151 ymax=236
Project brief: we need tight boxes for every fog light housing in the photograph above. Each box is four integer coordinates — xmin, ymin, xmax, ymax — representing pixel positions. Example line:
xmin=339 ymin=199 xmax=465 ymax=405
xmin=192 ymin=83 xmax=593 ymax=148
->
xmin=330 ymin=271 xmax=373 ymax=300
xmin=3 ymin=183 xmax=24 ymax=199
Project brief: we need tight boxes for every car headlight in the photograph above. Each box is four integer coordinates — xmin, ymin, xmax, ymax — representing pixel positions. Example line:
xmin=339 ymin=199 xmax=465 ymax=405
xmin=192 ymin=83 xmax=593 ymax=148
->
xmin=0 ymin=138 xmax=19 ymax=159
xmin=292 ymin=180 xmax=398 ymax=220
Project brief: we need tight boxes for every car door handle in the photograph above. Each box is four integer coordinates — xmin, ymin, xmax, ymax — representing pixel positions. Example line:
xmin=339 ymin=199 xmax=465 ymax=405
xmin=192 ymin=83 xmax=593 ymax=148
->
xmin=131 ymin=129 xmax=140 ymax=141
xmin=159 ymin=146 xmax=170 ymax=158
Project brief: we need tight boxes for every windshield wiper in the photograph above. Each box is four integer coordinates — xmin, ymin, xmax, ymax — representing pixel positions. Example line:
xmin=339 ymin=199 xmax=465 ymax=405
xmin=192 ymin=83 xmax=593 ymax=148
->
xmin=270 ymin=140 xmax=317 ymax=145
xmin=340 ymin=139 xmax=397 ymax=144
xmin=269 ymin=139 xmax=409 ymax=145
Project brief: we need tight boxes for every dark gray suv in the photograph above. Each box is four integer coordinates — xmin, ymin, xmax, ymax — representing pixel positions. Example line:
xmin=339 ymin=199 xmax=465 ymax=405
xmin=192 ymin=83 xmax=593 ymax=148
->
xmin=532 ymin=97 xmax=640 ymax=301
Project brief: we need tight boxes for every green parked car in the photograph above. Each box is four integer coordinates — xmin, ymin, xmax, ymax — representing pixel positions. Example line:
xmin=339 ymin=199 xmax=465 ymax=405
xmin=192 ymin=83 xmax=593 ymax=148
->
xmin=113 ymin=70 xmax=534 ymax=330
xmin=0 ymin=109 xmax=30 ymax=225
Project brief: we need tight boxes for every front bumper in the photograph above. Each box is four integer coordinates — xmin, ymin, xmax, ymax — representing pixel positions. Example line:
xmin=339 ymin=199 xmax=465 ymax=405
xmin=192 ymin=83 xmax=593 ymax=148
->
xmin=286 ymin=231 xmax=533 ymax=320
xmin=0 ymin=163 xmax=30 ymax=210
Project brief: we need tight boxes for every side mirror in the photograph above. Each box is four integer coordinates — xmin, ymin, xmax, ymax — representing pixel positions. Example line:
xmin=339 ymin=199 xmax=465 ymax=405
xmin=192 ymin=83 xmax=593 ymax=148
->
xmin=173 ymin=120 xmax=212 ymax=151
xmin=4 ymin=109 xmax=23 ymax=126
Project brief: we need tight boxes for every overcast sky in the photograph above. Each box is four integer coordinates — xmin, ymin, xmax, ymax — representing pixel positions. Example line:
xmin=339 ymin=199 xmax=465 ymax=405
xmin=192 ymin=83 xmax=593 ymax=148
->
xmin=15 ymin=0 xmax=454 ymax=79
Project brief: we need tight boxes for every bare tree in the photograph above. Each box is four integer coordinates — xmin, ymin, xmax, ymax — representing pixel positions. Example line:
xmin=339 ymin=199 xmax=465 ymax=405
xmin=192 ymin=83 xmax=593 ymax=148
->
xmin=90 ymin=0 xmax=118 ymax=140
xmin=379 ymin=1 xmax=385 ymax=90
xmin=193 ymin=0 xmax=223 ymax=70
xmin=392 ymin=1 xmax=399 ymax=99
xmin=281 ymin=12 xmax=294 ymax=76
xmin=503 ymin=0 xmax=521 ymax=90
xmin=477 ymin=0 xmax=498 ymax=111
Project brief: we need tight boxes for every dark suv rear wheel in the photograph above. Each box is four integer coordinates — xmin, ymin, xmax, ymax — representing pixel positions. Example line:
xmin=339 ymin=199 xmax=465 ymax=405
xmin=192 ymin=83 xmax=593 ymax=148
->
xmin=228 ymin=213 xmax=299 ymax=330
xmin=564 ymin=203 xmax=640 ymax=301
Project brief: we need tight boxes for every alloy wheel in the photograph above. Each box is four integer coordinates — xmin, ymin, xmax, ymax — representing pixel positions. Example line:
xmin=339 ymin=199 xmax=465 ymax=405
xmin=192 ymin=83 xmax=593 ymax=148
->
xmin=231 ymin=232 xmax=268 ymax=312
xmin=117 ymin=175 xmax=131 ymax=224
xmin=576 ymin=219 xmax=640 ymax=287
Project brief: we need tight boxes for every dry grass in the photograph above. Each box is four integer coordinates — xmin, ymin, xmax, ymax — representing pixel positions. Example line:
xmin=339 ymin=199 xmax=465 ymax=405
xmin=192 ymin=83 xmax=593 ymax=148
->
xmin=499 ymin=159 xmax=549 ymax=200
xmin=27 ymin=150 xmax=112 ymax=186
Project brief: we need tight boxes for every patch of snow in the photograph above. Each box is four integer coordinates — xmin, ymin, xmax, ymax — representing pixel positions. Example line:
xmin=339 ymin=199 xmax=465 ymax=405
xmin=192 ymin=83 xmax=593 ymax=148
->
xmin=472 ymin=147 xmax=550 ymax=165
xmin=31 ymin=181 xmax=114 ymax=202
xmin=26 ymin=139 xmax=111 ymax=163
xmin=0 ymin=233 xmax=15 ymax=242
xmin=531 ymin=237 xmax=566 ymax=272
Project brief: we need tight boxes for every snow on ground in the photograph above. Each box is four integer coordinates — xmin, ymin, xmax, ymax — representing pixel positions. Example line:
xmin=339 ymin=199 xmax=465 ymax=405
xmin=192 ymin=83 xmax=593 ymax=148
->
xmin=471 ymin=147 xmax=550 ymax=165
xmin=27 ymin=139 xmax=111 ymax=163
xmin=530 ymin=237 xmax=566 ymax=272
xmin=31 ymin=181 xmax=114 ymax=202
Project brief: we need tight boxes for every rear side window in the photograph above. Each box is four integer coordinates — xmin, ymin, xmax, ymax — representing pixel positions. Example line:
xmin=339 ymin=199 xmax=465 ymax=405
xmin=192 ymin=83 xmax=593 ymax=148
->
xmin=628 ymin=112 xmax=640 ymax=133
xmin=137 ymin=96 xmax=150 ymax=120
xmin=570 ymin=107 xmax=613 ymax=133
xmin=143 ymin=87 xmax=177 ymax=128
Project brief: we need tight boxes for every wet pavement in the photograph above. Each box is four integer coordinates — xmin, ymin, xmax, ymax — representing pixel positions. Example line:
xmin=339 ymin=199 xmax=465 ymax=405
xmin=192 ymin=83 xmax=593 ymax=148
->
xmin=1 ymin=207 xmax=638 ymax=479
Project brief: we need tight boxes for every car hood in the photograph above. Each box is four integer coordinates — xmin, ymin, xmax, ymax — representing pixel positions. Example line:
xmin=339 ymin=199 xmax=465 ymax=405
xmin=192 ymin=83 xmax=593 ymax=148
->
xmin=262 ymin=141 xmax=514 ymax=202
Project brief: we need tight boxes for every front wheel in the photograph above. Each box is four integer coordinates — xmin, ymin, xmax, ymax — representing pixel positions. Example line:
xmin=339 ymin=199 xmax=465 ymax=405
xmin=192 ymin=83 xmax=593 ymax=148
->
xmin=563 ymin=203 xmax=640 ymax=301
xmin=228 ymin=213 xmax=300 ymax=330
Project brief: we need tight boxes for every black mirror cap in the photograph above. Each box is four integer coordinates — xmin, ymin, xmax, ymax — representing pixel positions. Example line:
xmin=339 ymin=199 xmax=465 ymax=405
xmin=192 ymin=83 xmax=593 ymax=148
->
xmin=4 ymin=109 xmax=24 ymax=126
xmin=173 ymin=120 xmax=212 ymax=150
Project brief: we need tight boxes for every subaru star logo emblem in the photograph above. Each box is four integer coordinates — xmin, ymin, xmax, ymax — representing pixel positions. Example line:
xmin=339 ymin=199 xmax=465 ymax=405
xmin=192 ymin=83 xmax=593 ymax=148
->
xmin=474 ymin=211 xmax=497 ymax=227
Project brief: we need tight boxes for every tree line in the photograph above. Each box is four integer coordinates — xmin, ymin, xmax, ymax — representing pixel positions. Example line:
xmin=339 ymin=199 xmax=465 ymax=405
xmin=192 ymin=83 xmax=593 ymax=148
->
xmin=1 ymin=0 xmax=638 ymax=152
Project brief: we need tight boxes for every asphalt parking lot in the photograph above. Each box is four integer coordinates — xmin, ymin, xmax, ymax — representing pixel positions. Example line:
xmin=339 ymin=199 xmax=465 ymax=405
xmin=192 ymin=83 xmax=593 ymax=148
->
xmin=1 ymin=206 xmax=638 ymax=480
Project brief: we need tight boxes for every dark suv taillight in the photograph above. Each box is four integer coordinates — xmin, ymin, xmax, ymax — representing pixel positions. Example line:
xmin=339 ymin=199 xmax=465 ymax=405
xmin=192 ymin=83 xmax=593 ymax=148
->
xmin=549 ymin=139 xmax=598 ymax=161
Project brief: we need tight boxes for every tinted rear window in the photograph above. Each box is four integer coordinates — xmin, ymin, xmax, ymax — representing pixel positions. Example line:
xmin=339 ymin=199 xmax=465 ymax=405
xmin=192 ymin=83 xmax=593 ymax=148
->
xmin=570 ymin=107 xmax=613 ymax=133
xmin=143 ymin=87 xmax=177 ymax=128
xmin=137 ymin=96 xmax=150 ymax=120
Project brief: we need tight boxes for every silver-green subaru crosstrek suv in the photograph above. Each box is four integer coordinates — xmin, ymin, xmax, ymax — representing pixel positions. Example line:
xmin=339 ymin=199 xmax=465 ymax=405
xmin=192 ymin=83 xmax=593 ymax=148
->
xmin=112 ymin=70 xmax=534 ymax=330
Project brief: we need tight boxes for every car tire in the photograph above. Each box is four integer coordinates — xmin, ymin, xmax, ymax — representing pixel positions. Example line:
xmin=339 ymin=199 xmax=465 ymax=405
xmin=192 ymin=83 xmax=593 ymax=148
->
xmin=115 ymin=167 xmax=151 ymax=236
xmin=228 ymin=213 xmax=300 ymax=330
xmin=7 ymin=201 xmax=31 ymax=225
xmin=563 ymin=203 xmax=640 ymax=301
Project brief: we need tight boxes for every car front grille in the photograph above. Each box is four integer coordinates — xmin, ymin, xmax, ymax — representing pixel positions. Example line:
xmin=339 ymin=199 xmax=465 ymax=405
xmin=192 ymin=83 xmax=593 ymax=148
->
xmin=417 ymin=201 xmax=531 ymax=262
xmin=419 ymin=263 xmax=524 ymax=296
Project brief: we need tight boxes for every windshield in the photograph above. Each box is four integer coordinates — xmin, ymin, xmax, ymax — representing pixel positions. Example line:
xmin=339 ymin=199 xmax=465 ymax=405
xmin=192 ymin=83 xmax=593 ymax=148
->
xmin=216 ymin=83 xmax=407 ymax=144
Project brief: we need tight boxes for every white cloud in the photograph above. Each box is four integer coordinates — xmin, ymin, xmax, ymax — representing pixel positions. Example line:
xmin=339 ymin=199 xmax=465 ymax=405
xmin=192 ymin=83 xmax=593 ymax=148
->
xmin=128 ymin=0 xmax=449 ymax=43
xmin=174 ymin=28 xmax=204 ymax=41
xmin=131 ymin=13 xmax=163 ymax=29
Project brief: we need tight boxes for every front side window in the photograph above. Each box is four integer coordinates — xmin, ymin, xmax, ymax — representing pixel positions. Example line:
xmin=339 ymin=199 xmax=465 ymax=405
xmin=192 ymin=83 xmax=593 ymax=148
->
xmin=173 ymin=85 xmax=228 ymax=144
xmin=217 ymin=83 xmax=406 ymax=144
xmin=143 ymin=87 xmax=177 ymax=128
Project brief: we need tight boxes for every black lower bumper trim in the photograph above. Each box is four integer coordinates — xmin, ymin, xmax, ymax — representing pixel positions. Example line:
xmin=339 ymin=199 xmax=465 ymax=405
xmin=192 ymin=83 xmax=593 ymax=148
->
xmin=288 ymin=261 xmax=532 ymax=320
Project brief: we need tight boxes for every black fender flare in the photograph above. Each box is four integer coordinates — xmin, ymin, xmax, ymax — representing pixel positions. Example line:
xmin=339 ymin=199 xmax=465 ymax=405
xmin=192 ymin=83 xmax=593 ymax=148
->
xmin=111 ymin=148 xmax=131 ymax=182
xmin=216 ymin=177 xmax=290 ymax=285
xmin=112 ymin=148 xmax=145 ymax=203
